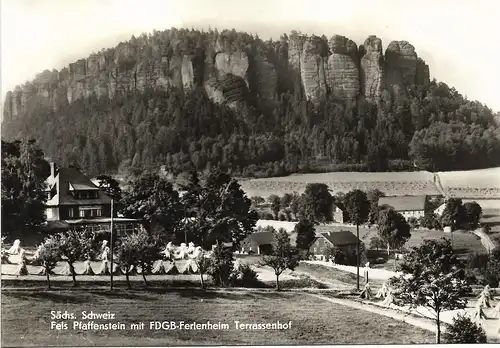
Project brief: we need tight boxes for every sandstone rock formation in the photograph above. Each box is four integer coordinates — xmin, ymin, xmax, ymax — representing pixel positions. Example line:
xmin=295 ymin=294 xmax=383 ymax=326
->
xmin=385 ymin=41 xmax=418 ymax=98
xmin=2 ymin=30 xmax=431 ymax=120
xmin=361 ymin=35 xmax=385 ymax=102
xmin=326 ymin=35 xmax=360 ymax=100
xmin=300 ymin=36 xmax=329 ymax=101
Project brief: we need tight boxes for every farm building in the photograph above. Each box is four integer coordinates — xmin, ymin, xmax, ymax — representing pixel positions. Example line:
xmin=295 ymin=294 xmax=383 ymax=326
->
xmin=309 ymin=231 xmax=360 ymax=261
xmin=332 ymin=202 xmax=348 ymax=223
xmin=240 ymin=231 xmax=274 ymax=255
xmin=378 ymin=195 xmax=428 ymax=220
xmin=240 ymin=220 xmax=298 ymax=254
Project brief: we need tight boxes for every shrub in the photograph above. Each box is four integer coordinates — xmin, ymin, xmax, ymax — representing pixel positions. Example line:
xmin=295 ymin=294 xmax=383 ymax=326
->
xmin=240 ymin=263 xmax=258 ymax=282
xmin=369 ymin=236 xmax=385 ymax=250
xmin=207 ymin=243 xmax=235 ymax=287
xmin=443 ymin=314 xmax=487 ymax=343
xmin=260 ymin=212 xmax=274 ymax=220
xmin=279 ymin=213 xmax=286 ymax=221
xmin=407 ymin=217 xmax=419 ymax=229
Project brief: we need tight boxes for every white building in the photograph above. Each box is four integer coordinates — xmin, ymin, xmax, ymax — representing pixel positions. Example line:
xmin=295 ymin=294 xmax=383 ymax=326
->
xmin=378 ymin=196 xmax=427 ymax=220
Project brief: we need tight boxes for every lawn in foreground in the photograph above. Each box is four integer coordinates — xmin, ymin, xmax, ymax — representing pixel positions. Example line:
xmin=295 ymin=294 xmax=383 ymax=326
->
xmin=1 ymin=289 xmax=434 ymax=346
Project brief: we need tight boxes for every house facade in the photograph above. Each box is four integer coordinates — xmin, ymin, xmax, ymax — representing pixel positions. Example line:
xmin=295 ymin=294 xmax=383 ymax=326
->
xmin=240 ymin=231 xmax=274 ymax=255
xmin=332 ymin=203 xmax=348 ymax=223
xmin=43 ymin=163 xmax=141 ymax=233
xmin=378 ymin=195 xmax=427 ymax=220
xmin=309 ymin=230 xmax=360 ymax=260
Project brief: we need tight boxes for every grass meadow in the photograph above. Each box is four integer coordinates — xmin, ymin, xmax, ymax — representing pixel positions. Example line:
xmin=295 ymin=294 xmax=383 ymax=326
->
xmin=1 ymin=289 xmax=434 ymax=346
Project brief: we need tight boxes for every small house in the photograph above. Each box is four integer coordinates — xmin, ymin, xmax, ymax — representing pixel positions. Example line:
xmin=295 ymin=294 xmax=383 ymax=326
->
xmin=309 ymin=230 xmax=360 ymax=261
xmin=332 ymin=202 xmax=348 ymax=223
xmin=378 ymin=195 xmax=427 ymax=220
xmin=240 ymin=231 xmax=274 ymax=255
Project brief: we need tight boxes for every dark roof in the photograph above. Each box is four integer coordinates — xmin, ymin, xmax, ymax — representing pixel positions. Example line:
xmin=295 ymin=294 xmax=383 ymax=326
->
xmin=46 ymin=167 xmax=112 ymax=206
xmin=245 ymin=231 xmax=274 ymax=245
xmin=378 ymin=196 xmax=426 ymax=212
xmin=316 ymin=230 xmax=360 ymax=246
xmin=334 ymin=202 xmax=346 ymax=211
xmin=42 ymin=220 xmax=70 ymax=231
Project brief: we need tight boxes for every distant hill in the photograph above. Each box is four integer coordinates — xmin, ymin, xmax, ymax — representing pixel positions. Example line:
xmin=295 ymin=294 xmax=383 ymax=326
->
xmin=2 ymin=27 xmax=499 ymax=177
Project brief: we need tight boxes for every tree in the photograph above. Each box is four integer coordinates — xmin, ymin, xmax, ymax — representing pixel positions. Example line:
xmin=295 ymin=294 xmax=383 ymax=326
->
xmin=377 ymin=208 xmax=411 ymax=265
xmin=180 ymin=169 xmax=258 ymax=250
xmin=280 ymin=193 xmax=293 ymax=209
xmin=367 ymin=189 xmax=386 ymax=225
xmin=462 ymin=201 xmax=482 ymax=229
xmin=443 ymin=314 xmax=487 ymax=343
xmin=343 ymin=189 xmax=370 ymax=290
xmin=369 ymin=236 xmax=386 ymax=250
xmin=419 ymin=212 xmax=442 ymax=230
xmin=115 ymin=228 xmax=156 ymax=288
xmin=407 ymin=217 xmax=419 ymax=229
xmin=294 ymin=218 xmax=316 ymax=253
xmin=96 ymin=175 xmax=122 ymax=202
xmin=120 ymin=173 xmax=184 ymax=241
xmin=208 ymin=242 xmax=236 ymax=287
xmin=440 ymin=198 xmax=464 ymax=230
xmin=268 ymin=194 xmax=281 ymax=219
xmin=136 ymin=232 xmax=162 ymax=287
xmin=391 ymin=238 xmax=471 ymax=344
xmin=250 ymin=196 xmax=265 ymax=206
xmin=259 ymin=228 xmax=300 ymax=290
xmin=1 ymin=140 xmax=49 ymax=235
xmin=300 ymin=183 xmax=334 ymax=223
xmin=194 ymin=251 xmax=211 ymax=289
xmin=289 ymin=192 xmax=301 ymax=220
xmin=56 ymin=230 xmax=95 ymax=286
xmin=38 ymin=237 xmax=61 ymax=289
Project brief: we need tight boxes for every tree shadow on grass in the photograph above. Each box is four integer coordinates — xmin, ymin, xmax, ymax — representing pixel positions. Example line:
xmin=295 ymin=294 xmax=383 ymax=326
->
xmin=3 ymin=291 xmax=92 ymax=304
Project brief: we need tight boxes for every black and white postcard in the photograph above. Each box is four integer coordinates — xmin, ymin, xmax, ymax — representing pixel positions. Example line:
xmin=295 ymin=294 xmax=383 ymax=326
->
xmin=1 ymin=0 xmax=500 ymax=346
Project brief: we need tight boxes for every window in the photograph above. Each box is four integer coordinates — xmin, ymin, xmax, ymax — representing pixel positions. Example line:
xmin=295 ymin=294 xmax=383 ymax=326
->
xmin=68 ymin=208 xmax=74 ymax=218
xmin=79 ymin=206 xmax=103 ymax=218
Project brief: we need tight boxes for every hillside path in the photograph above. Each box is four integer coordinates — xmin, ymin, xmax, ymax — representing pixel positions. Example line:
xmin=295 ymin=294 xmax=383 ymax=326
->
xmin=473 ymin=227 xmax=496 ymax=253
xmin=305 ymin=292 xmax=437 ymax=333
xmin=433 ymin=173 xmax=448 ymax=198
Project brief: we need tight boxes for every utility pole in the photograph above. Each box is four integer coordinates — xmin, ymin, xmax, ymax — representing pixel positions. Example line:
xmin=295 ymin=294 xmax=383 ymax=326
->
xmin=110 ymin=198 xmax=114 ymax=291
xmin=356 ymin=223 xmax=360 ymax=291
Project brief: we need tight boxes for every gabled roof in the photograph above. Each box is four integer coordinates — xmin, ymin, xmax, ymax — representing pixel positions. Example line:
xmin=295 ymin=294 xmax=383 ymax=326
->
xmin=378 ymin=196 xmax=426 ymax=212
xmin=315 ymin=230 xmax=360 ymax=246
xmin=244 ymin=231 xmax=274 ymax=245
xmin=333 ymin=202 xmax=346 ymax=211
xmin=45 ymin=167 xmax=112 ymax=206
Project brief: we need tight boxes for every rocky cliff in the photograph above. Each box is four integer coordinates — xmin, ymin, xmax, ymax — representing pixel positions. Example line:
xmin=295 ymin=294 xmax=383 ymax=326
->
xmin=2 ymin=29 xmax=430 ymax=120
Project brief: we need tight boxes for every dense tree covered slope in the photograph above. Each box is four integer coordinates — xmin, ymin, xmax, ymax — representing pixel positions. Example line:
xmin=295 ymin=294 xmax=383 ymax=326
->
xmin=2 ymin=28 xmax=499 ymax=177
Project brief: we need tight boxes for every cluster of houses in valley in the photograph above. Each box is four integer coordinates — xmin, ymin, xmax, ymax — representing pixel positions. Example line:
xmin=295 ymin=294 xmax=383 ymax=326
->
xmin=42 ymin=162 xmax=451 ymax=261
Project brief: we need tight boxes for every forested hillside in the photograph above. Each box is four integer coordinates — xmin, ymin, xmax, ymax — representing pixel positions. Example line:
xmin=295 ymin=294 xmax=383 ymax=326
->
xmin=2 ymin=28 xmax=499 ymax=177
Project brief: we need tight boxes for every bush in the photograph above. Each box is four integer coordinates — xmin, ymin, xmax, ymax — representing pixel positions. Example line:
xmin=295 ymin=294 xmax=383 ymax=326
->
xmin=239 ymin=263 xmax=258 ymax=283
xmin=407 ymin=217 xmax=419 ymax=229
xmin=443 ymin=314 xmax=487 ymax=343
xmin=260 ymin=212 xmax=274 ymax=220
xmin=279 ymin=213 xmax=286 ymax=221
xmin=369 ymin=236 xmax=385 ymax=250
xmin=207 ymin=243 xmax=235 ymax=287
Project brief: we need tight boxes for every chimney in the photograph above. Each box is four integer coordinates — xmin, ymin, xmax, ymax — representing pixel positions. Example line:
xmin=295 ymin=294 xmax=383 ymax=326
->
xmin=50 ymin=162 xmax=58 ymax=178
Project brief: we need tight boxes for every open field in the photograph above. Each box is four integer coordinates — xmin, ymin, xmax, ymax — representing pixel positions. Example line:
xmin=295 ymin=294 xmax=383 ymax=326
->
xmin=1 ymin=289 xmax=434 ymax=346
xmin=239 ymin=168 xmax=500 ymax=199
xmin=438 ymin=168 xmax=500 ymax=199
xmin=239 ymin=171 xmax=439 ymax=198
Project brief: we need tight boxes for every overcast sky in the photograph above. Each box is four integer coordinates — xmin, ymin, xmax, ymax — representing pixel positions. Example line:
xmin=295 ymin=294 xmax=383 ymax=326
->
xmin=1 ymin=0 xmax=499 ymax=112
